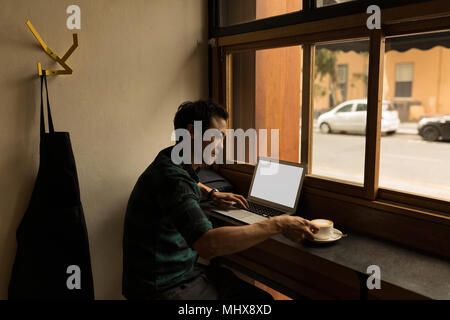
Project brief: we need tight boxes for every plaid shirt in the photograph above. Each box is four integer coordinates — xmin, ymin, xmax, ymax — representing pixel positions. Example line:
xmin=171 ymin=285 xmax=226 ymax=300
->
xmin=122 ymin=146 xmax=212 ymax=298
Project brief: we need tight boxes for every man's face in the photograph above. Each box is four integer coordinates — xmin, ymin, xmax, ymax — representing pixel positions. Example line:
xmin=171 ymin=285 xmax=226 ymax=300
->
xmin=186 ymin=116 xmax=227 ymax=165
xmin=202 ymin=116 xmax=227 ymax=164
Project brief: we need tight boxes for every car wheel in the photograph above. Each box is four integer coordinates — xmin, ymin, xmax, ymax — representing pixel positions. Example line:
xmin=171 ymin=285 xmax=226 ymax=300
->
xmin=320 ymin=123 xmax=331 ymax=134
xmin=386 ymin=130 xmax=396 ymax=135
xmin=421 ymin=126 xmax=440 ymax=141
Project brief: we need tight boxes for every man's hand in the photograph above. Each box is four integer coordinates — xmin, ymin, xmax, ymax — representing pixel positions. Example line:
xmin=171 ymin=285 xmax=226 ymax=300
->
xmin=273 ymin=216 xmax=319 ymax=242
xmin=211 ymin=192 xmax=249 ymax=209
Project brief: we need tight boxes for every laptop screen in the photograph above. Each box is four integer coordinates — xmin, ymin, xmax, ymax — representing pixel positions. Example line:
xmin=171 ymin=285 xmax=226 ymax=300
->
xmin=249 ymin=159 xmax=304 ymax=209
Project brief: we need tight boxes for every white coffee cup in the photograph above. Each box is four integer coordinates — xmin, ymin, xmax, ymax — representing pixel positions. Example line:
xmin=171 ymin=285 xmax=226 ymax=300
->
xmin=311 ymin=219 xmax=334 ymax=240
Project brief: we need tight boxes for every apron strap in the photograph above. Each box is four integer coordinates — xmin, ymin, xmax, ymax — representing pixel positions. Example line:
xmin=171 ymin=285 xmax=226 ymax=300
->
xmin=40 ymin=72 xmax=55 ymax=139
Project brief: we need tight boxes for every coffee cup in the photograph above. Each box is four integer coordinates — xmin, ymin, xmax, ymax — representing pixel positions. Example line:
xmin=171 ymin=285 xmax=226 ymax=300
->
xmin=311 ymin=219 xmax=334 ymax=240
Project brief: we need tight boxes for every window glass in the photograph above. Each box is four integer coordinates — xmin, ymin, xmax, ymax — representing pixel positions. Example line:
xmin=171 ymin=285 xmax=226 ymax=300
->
xmin=356 ymin=104 xmax=367 ymax=112
xmin=337 ymin=64 xmax=349 ymax=101
xmin=313 ymin=39 xmax=370 ymax=184
xmin=380 ymin=31 xmax=450 ymax=201
xmin=219 ymin=0 xmax=302 ymax=27
xmin=336 ymin=104 xmax=353 ymax=113
xmin=395 ymin=63 xmax=414 ymax=98
xmin=230 ymin=45 xmax=303 ymax=164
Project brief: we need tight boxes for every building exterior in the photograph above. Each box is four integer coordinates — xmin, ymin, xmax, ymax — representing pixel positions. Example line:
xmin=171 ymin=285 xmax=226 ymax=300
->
xmin=314 ymin=45 xmax=450 ymax=121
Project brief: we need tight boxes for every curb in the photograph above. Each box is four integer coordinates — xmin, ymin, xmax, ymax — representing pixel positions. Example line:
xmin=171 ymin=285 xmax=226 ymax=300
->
xmin=396 ymin=129 xmax=418 ymax=135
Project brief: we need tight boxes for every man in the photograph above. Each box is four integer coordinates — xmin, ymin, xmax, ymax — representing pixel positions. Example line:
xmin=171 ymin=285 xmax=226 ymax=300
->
xmin=122 ymin=100 xmax=318 ymax=300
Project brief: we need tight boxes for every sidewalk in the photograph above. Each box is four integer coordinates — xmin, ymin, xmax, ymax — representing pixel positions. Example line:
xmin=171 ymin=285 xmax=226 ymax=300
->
xmin=312 ymin=120 xmax=419 ymax=135
xmin=397 ymin=122 xmax=419 ymax=135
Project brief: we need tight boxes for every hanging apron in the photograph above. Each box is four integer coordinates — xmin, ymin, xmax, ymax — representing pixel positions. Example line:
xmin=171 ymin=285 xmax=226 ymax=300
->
xmin=8 ymin=74 xmax=94 ymax=300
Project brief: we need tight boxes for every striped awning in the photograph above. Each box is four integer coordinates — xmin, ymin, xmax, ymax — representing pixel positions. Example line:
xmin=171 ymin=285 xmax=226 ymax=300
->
xmin=316 ymin=31 xmax=450 ymax=53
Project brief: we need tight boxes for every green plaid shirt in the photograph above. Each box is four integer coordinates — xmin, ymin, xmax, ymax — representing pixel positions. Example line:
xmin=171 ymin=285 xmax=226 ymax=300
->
xmin=122 ymin=146 xmax=212 ymax=297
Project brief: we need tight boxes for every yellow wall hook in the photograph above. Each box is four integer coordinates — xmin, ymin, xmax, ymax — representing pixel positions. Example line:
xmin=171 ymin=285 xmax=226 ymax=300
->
xmin=26 ymin=20 xmax=78 ymax=76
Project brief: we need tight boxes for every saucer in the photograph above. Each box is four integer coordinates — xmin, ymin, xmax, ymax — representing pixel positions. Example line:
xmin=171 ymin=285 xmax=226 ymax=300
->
xmin=309 ymin=228 xmax=344 ymax=243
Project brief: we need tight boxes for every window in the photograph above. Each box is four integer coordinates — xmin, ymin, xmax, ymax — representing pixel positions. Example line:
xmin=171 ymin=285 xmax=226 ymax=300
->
xmin=229 ymin=45 xmax=303 ymax=164
xmin=336 ymin=104 xmax=353 ymax=113
xmin=337 ymin=64 xmax=348 ymax=101
xmin=211 ymin=0 xmax=433 ymax=38
xmin=395 ymin=63 xmax=414 ymax=98
xmin=380 ymin=31 xmax=450 ymax=201
xmin=356 ymin=103 xmax=367 ymax=112
xmin=213 ymin=0 xmax=450 ymax=259
xmin=219 ymin=0 xmax=302 ymax=27
xmin=313 ymin=39 xmax=369 ymax=185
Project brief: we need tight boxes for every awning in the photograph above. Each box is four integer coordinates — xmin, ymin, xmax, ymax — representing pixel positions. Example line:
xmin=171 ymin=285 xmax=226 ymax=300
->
xmin=316 ymin=31 xmax=450 ymax=53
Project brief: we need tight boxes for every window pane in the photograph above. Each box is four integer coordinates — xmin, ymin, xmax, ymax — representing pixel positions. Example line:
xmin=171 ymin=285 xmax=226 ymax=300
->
xmin=337 ymin=64 xmax=348 ymax=84
xmin=219 ymin=0 xmax=302 ymax=27
xmin=380 ymin=31 xmax=450 ymax=201
xmin=395 ymin=82 xmax=413 ymax=98
xmin=313 ymin=39 xmax=370 ymax=184
xmin=316 ymin=0 xmax=357 ymax=8
xmin=230 ymin=46 xmax=302 ymax=164
xmin=336 ymin=104 xmax=353 ymax=113
xmin=356 ymin=104 xmax=367 ymax=112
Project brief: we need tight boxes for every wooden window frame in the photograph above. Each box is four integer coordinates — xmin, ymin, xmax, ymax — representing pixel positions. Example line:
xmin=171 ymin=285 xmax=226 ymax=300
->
xmin=209 ymin=1 xmax=450 ymax=253
xmin=210 ymin=0 xmax=431 ymax=38
xmin=220 ymin=31 xmax=380 ymax=199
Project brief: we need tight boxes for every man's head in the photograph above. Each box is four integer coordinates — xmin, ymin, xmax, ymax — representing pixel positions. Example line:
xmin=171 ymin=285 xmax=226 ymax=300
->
xmin=173 ymin=100 xmax=229 ymax=165
xmin=174 ymin=100 xmax=228 ymax=133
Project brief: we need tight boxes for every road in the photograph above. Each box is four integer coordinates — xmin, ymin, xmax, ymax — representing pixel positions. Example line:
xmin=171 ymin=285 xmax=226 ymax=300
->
xmin=311 ymin=129 xmax=450 ymax=201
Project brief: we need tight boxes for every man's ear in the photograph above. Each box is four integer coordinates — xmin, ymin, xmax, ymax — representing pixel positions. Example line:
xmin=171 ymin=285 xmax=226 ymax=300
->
xmin=186 ymin=124 xmax=195 ymax=137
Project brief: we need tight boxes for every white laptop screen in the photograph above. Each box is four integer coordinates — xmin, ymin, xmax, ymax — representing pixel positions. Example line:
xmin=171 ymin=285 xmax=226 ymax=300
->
xmin=249 ymin=159 xmax=303 ymax=209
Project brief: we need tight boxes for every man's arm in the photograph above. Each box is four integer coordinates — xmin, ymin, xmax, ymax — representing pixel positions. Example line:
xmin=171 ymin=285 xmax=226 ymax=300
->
xmin=197 ymin=182 xmax=212 ymax=198
xmin=192 ymin=215 xmax=318 ymax=260
xmin=198 ymin=182 xmax=248 ymax=208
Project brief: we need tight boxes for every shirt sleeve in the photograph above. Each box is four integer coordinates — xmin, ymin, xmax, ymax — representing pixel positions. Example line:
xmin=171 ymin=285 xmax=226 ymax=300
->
xmin=168 ymin=179 xmax=213 ymax=247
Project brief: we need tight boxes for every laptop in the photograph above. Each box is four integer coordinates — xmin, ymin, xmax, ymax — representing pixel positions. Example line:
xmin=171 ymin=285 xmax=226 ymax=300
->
xmin=211 ymin=157 xmax=306 ymax=224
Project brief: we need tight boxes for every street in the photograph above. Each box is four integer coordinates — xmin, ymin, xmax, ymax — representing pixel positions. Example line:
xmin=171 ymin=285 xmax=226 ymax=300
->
xmin=311 ymin=125 xmax=450 ymax=201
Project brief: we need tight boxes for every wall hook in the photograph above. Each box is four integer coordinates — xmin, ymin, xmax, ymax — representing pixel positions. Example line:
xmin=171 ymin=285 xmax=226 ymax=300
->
xmin=26 ymin=20 xmax=78 ymax=76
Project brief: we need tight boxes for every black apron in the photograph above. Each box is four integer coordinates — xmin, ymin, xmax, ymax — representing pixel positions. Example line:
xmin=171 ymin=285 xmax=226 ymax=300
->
xmin=8 ymin=74 xmax=94 ymax=300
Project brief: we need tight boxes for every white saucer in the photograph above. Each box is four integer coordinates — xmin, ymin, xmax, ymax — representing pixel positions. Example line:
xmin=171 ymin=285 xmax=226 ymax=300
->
xmin=309 ymin=228 xmax=344 ymax=243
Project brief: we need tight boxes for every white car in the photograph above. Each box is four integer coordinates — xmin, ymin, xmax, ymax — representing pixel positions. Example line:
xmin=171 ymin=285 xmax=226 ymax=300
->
xmin=317 ymin=99 xmax=400 ymax=134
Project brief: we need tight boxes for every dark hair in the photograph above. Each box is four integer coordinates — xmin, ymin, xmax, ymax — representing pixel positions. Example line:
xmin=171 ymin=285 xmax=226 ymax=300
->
xmin=173 ymin=100 xmax=229 ymax=132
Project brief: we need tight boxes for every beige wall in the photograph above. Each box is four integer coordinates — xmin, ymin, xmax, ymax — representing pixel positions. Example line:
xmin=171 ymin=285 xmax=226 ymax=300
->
xmin=0 ymin=0 xmax=208 ymax=299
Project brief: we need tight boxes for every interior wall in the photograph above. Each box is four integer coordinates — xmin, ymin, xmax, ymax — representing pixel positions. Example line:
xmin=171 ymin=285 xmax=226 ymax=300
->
xmin=0 ymin=0 xmax=208 ymax=299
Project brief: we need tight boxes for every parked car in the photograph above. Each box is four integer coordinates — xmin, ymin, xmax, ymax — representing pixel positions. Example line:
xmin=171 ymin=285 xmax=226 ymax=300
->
xmin=418 ymin=115 xmax=450 ymax=141
xmin=317 ymin=99 xmax=400 ymax=135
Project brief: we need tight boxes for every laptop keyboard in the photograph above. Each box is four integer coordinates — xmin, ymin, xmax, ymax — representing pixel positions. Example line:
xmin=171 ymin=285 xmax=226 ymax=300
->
xmin=248 ymin=201 xmax=285 ymax=218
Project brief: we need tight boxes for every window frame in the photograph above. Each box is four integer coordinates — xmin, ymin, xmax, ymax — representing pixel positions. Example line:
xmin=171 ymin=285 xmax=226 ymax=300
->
xmin=220 ymin=31 xmax=380 ymax=200
xmin=209 ymin=1 xmax=450 ymax=249
xmin=209 ymin=0 xmax=432 ymax=38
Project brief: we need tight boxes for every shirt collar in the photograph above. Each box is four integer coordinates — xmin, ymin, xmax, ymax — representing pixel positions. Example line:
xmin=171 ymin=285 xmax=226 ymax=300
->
xmin=169 ymin=145 xmax=200 ymax=183
xmin=182 ymin=163 xmax=200 ymax=183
